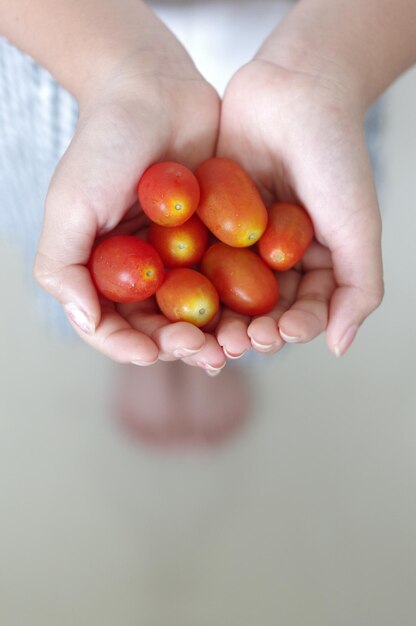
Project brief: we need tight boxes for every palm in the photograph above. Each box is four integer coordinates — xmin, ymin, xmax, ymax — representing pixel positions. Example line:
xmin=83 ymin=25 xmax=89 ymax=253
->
xmin=92 ymin=77 xmax=226 ymax=367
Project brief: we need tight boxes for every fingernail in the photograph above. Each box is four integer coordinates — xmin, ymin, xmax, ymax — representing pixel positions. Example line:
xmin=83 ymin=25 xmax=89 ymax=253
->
xmin=131 ymin=358 xmax=158 ymax=367
xmin=206 ymin=368 xmax=222 ymax=377
xmin=173 ymin=347 xmax=201 ymax=359
xmin=279 ymin=331 xmax=300 ymax=343
xmin=65 ymin=303 xmax=95 ymax=335
xmin=198 ymin=361 xmax=226 ymax=376
xmin=250 ymin=338 xmax=275 ymax=351
xmin=223 ymin=347 xmax=249 ymax=360
xmin=334 ymin=325 xmax=358 ymax=358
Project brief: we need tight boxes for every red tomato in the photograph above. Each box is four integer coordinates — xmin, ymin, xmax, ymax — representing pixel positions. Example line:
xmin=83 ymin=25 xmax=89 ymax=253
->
xmin=147 ymin=214 xmax=209 ymax=268
xmin=258 ymin=203 xmax=314 ymax=271
xmin=201 ymin=243 xmax=279 ymax=316
xmin=156 ymin=268 xmax=219 ymax=327
xmin=195 ymin=157 xmax=268 ymax=247
xmin=89 ymin=235 xmax=164 ymax=303
xmin=137 ymin=161 xmax=200 ymax=226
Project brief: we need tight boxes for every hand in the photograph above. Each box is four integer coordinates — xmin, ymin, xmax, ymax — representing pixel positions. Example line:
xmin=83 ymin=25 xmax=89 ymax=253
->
xmin=216 ymin=59 xmax=383 ymax=358
xmin=33 ymin=21 xmax=226 ymax=372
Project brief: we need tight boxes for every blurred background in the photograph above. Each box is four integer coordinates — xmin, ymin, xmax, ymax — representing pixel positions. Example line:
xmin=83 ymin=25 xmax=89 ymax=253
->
xmin=1 ymin=11 xmax=416 ymax=626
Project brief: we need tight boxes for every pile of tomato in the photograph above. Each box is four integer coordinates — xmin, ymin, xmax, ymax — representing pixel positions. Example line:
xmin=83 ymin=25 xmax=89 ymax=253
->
xmin=89 ymin=158 xmax=314 ymax=327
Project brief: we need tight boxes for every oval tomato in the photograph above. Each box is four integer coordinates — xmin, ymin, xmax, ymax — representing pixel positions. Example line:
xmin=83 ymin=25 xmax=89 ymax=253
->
xmin=195 ymin=157 xmax=268 ymax=247
xmin=89 ymin=235 xmax=164 ymax=303
xmin=201 ymin=243 xmax=279 ymax=316
xmin=156 ymin=268 xmax=219 ymax=327
xmin=258 ymin=202 xmax=314 ymax=271
xmin=147 ymin=214 xmax=209 ymax=268
xmin=137 ymin=161 xmax=200 ymax=226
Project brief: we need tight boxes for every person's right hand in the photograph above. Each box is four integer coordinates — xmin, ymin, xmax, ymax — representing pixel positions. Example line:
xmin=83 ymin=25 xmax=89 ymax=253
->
xmin=33 ymin=13 xmax=226 ymax=374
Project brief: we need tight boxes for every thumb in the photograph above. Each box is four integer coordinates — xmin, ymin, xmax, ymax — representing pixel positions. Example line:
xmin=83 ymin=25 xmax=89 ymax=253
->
xmin=33 ymin=184 xmax=100 ymax=335
xmin=323 ymin=175 xmax=384 ymax=357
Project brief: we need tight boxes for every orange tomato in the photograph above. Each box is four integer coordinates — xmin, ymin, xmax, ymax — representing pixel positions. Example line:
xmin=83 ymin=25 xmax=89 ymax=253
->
xmin=201 ymin=242 xmax=279 ymax=316
xmin=156 ymin=268 xmax=219 ymax=327
xmin=148 ymin=214 xmax=209 ymax=268
xmin=195 ymin=157 xmax=268 ymax=247
xmin=258 ymin=203 xmax=314 ymax=270
xmin=137 ymin=161 xmax=200 ymax=226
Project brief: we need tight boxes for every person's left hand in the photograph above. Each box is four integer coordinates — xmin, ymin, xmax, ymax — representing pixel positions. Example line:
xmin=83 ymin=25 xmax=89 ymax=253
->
xmin=213 ymin=58 xmax=383 ymax=360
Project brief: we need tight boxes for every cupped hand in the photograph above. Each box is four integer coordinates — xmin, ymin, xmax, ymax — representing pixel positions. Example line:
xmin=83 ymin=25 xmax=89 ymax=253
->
xmin=33 ymin=20 xmax=225 ymax=372
xmin=216 ymin=59 xmax=384 ymax=359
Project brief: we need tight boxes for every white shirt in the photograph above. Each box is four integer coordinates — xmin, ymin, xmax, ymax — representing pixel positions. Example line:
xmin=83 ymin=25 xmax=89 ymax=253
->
xmin=150 ymin=0 xmax=293 ymax=94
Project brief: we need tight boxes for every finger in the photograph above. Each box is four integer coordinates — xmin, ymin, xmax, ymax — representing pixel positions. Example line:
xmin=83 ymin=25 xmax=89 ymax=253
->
xmin=118 ymin=300 xmax=206 ymax=361
xmin=34 ymin=251 xmax=101 ymax=336
xmin=293 ymin=133 xmax=384 ymax=356
xmin=216 ymin=308 xmax=251 ymax=359
xmin=123 ymin=307 xmax=206 ymax=361
xmin=182 ymin=333 xmax=227 ymax=375
xmin=270 ymin=240 xmax=335 ymax=344
xmin=153 ymin=323 xmax=206 ymax=360
xmin=69 ymin=299 xmax=158 ymax=364
xmin=247 ymin=270 xmax=301 ymax=352
xmin=326 ymin=212 xmax=383 ymax=357
xmin=278 ymin=269 xmax=336 ymax=343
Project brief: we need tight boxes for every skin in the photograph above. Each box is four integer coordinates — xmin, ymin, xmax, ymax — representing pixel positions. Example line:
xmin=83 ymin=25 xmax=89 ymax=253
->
xmin=0 ymin=0 xmax=225 ymax=371
xmin=215 ymin=0 xmax=416 ymax=359
xmin=1 ymin=0 xmax=416 ymax=366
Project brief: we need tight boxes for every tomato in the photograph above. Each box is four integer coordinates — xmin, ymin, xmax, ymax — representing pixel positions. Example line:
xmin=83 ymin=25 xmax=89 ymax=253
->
xmin=195 ymin=157 xmax=268 ymax=247
xmin=89 ymin=235 xmax=164 ymax=303
xmin=156 ymin=268 xmax=219 ymax=327
xmin=147 ymin=214 xmax=209 ymax=268
xmin=137 ymin=161 xmax=200 ymax=226
xmin=258 ymin=202 xmax=314 ymax=271
xmin=201 ymin=242 xmax=278 ymax=316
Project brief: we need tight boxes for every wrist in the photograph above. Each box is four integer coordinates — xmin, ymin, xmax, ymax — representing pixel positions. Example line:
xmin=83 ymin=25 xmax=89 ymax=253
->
xmin=0 ymin=0 xmax=192 ymax=106
xmin=257 ymin=0 xmax=416 ymax=111
xmin=256 ymin=32 xmax=367 ymax=116
xmin=76 ymin=8 xmax=195 ymax=109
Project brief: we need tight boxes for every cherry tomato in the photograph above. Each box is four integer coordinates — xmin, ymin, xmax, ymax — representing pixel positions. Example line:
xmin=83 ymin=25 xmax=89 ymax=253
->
xmin=156 ymin=268 xmax=219 ymax=327
xmin=89 ymin=235 xmax=164 ymax=303
xmin=137 ymin=161 xmax=200 ymax=227
xmin=195 ymin=157 xmax=268 ymax=247
xmin=147 ymin=214 xmax=209 ymax=268
xmin=201 ymin=242 xmax=279 ymax=316
xmin=258 ymin=202 xmax=314 ymax=271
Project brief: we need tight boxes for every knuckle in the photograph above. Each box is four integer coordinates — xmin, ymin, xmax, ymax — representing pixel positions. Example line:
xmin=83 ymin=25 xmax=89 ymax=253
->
xmin=367 ymin=281 xmax=385 ymax=312
xmin=32 ymin=253 xmax=64 ymax=297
